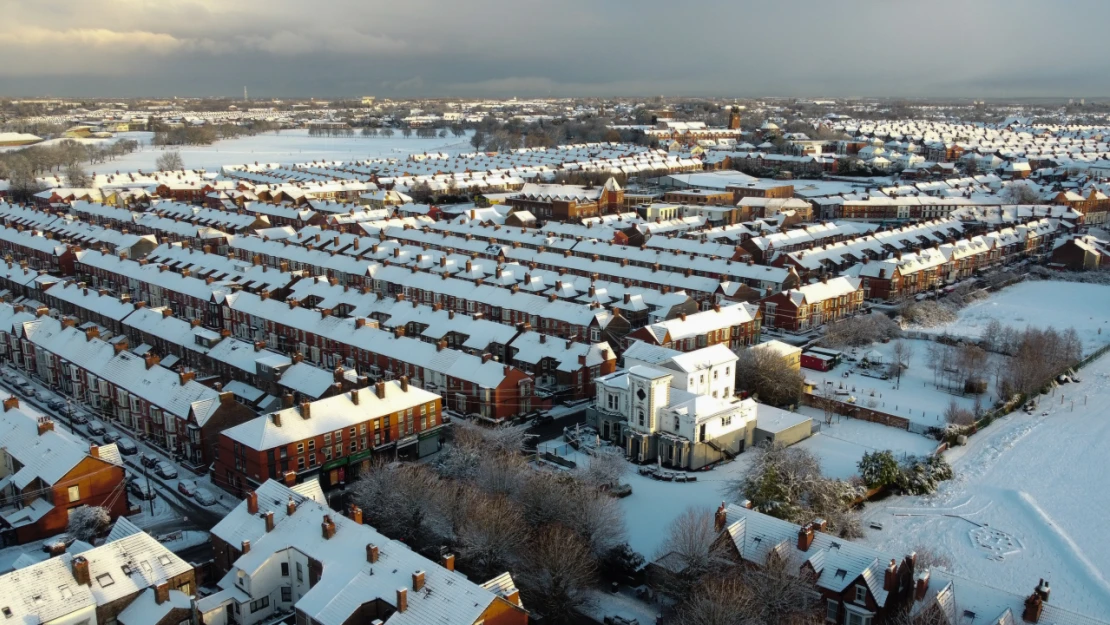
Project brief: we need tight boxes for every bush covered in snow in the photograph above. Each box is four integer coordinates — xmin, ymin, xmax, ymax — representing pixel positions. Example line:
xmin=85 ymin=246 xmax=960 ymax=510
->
xmin=67 ymin=506 xmax=110 ymax=543
xmin=1029 ymin=265 xmax=1110 ymax=285
xmin=901 ymin=300 xmax=958 ymax=327
xmin=735 ymin=443 xmax=865 ymax=538
xmin=857 ymin=450 xmax=902 ymax=489
xmin=822 ymin=313 xmax=902 ymax=347
xmin=896 ymin=454 xmax=953 ymax=496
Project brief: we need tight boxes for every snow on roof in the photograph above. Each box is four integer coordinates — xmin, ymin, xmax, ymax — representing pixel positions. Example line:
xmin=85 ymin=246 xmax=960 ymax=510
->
xmin=664 ymin=344 xmax=739 ymax=374
xmin=222 ymin=380 xmax=439 ymax=450
xmin=0 ymin=406 xmax=93 ymax=492
xmin=724 ymin=504 xmax=902 ymax=609
xmin=118 ymin=587 xmax=191 ymax=625
xmin=753 ymin=404 xmax=812 ymax=433
xmin=209 ymin=479 xmax=517 ymax=625
xmin=644 ymin=302 xmax=759 ymax=343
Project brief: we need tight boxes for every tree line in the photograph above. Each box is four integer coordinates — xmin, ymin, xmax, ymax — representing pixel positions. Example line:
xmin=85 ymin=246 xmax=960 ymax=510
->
xmin=350 ymin=421 xmax=636 ymax=625
xmin=0 ymin=138 xmax=141 ymax=201
xmin=151 ymin=119 xmax=282 ymax=146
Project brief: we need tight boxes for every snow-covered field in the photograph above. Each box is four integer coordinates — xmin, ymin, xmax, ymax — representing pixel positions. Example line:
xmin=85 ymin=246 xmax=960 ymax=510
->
xmin=914 ymin=280 xmax=1110 ymax=355
xmin=815 ymin=339 xmax=994 ymax=427
xmin=858 ymin=349 xmax=1110 ymax=619
xmin=84 ymin=129 xmax=475 ymax=173
xmin=794 ymin=412 xmax=939 ymax=480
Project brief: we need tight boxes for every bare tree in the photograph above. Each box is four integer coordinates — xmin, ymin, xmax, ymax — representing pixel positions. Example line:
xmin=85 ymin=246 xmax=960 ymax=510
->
xmin=401 ymin=127 xmax=413 ymax=138
xmin=889 ymin=340 xmax=915 ymax=388
xmin=735 ymin=348 xmax=805 ymax=406
xmin=1000 ymin=181 xmax=1042 ymax=205
xmin=578 ymin=446 xmax=627 ymax=489
xmin=516 ymin=524 xmax=597 ymax=625
xmin=67 ymin=505 xmax=110 ymax=543
xmin=943 ymin=398 xmax=974 ymax=427
xmin=450 ymin=486 xmax=529 ymax=581
xmin=64 ymin=163 xmax=91 ymax=187
xmin=656 ymin=507 xmax=734 ymax=584
xmin=673 ymin=554 xmax=823 ymax=625
xmin=155 ymin=150 xmax=185 ymax=171
xmin=350 ymin=462 xmax=449 ymax=549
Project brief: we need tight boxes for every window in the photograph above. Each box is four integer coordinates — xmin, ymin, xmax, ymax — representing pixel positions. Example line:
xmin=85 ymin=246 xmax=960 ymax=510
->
xmin=323 ymin=433 xmax=331 ymax=445
xmin=67 ymin=485 xmax=80 ymax=502
xmin=308 ymin=440 xmax=315 ymax=451
xmin=296 ymin=562 xmax=303 ymax=582
xmin=308 ymin=454 xmax=317 ymax=468
xmin=722 ymin=414 xmax=732 ymax=427
xmin=281 ymin=586 xmax=292 ymax=602
xmin=846 ymin=612 xmax=871 ymax=625
xmin=638 ymin=409 xmax=645 ymax=426
xmin=250 ymin=597 xmax=270 ymax=613
xmin=297 ymin=457 xmax=305 ymax=470
xmin=296 ymin=442 xmax=304 ymax=454
xmin=855 ymin=585 xmax=867 ymax=604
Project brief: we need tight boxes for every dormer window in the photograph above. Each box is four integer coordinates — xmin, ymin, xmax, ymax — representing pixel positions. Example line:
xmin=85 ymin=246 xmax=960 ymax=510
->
xmin=854 ymin=584 xmax=867 ymax=604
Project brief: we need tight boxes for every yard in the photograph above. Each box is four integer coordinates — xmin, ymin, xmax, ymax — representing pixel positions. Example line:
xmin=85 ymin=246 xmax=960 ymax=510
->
xmin=793 ymin=410 xmax=940 ymax=480
xmin=811 ymin=338 xmax=997 ymax=428
xmin=857 ymin=349 xmax=1110 ymax=619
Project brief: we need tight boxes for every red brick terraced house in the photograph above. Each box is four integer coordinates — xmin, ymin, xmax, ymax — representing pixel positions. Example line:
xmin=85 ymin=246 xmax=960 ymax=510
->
xmin=9 ymin=313 xmax=255 ymax=471
xmin=214 ymin=379 xmax=443 ymax=494
xmin=759 ymin=276 xmax=865 ymax=332
xmin=0 ymin=401 xmax=127 ymax=545
xmin=625 ymin=302 xmax=761 ymax=352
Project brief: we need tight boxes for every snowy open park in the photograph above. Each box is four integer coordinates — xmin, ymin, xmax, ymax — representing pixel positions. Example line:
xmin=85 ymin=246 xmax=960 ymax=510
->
xmin=858 ymin=348 xmax=1110 ymax=619
xmin=914 ymin=280 xmax=1110 ymax=355
xmin=85 ymin=129 xmax=476 ymax=173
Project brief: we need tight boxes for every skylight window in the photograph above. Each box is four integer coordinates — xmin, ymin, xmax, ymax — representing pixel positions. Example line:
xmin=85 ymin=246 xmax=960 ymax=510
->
xmin=158 ymin=555 xmax=171 ymax=567
xmin=96 ymin=573 xmax=114 ymax=587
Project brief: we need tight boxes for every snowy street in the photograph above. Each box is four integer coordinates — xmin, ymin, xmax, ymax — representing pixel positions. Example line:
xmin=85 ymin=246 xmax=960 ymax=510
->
xmin=858 ymin=349 xmax=1110 ymax=619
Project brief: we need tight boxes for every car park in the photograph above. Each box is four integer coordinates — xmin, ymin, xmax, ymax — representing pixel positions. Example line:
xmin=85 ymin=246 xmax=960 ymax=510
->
xmin=155 ymin=461 xmax=178 ymax=479
xmin=116 ymin=437 xmax=138 ymax=455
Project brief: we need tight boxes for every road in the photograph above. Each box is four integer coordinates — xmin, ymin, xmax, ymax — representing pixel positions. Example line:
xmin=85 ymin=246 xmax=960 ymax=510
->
xmin=0 ymin=364 xmax=224 ymax=559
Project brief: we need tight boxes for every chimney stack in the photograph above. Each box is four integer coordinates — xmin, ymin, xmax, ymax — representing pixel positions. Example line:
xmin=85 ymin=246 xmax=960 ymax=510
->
xmin=37 ymin=418 xmax=54 ymax=436
xmin=367 ymin=544 xmax=380 ymax=563
xmin=396 ymin=588 xmax=408 ymax=613
xmin=321 ymin=514 xmax=337 ymax=540
xmin=154 ymin=582 xmax=170 ymax=606
xmin=797 ymin=524 xmax=815 ymax=551
xmin=376 ymin=381 xmax=386 ymax=399
xmin=264 ymin=511 xmax=275 ymax=532
xmin=914 ymin=571 xmax=930 ymax=602
xmin=714 ymin=501 xmax=728 ymax=532
xmin=349 ymin=505 xmax=363 ymax=524
xmin=1 ymin=396 xmax=16 ymax=413
xmin=247 ymin=491 xmax=258 ymax=514
xmin=884 ymin=559 xmax=898 ymax=591
xmin=412 ymin=570 xmax=426 ymax=592
xmin=441 ymin=553 xmax=455 ymax=572
xmin=287 ymin=497 xmax=297 ymax=516
xmin=241 ymin=540 xmax=251 ymax=554
xmin=300 ymin=401 xmax=311 ymax=419
xmin=72 ymin=556 xmax=91 ymax=586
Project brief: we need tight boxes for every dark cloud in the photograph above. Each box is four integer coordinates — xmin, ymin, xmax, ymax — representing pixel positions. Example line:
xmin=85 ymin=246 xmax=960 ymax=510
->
xmin=1 ymin=0 xmax=1108 ymax=98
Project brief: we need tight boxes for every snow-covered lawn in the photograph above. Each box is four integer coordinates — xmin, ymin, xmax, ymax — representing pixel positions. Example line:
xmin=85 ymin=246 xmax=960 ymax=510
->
xmin=814 ymin=339 xmax=995 ymax=427
xmin=857 ymin=349 xmax=1110 ymax=619
xmin=86 ymin=129 xmax=475 ymax=173
xmin=794 ymin=412 xmax=939 ymax=480
xmin=913 ymin=280 xmax=1110 ymax=355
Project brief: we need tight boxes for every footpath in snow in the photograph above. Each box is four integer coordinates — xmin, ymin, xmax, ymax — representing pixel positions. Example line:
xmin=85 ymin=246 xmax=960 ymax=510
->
xmin=858 ymin=348 xmax=1110 ymax=619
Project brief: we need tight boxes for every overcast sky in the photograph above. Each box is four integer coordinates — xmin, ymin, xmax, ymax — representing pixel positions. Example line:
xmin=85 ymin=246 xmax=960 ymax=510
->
xmin=2 ymin=0 xmax=1108 ymax=99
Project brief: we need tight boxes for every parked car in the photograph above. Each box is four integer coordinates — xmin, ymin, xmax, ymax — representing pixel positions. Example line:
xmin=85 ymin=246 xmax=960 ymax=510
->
xmin=104 ymin=430 xmax=123 ymax=444
xmin=17 ymin=383 xmax=35 ymax=398
xmin=177 ymin=480 xmax=197 ymax=498
xmin=128 ymin=481 xmax=156 ymax=500
xmin=116 ymin=437 xmax=138 ymax=455
xmin=193 ymin=488 xmax=216 ymax=506
xmin=46 ymin=399 xmax=65 ymax=412
xmin=155 ymin=461 xmax=178 ymax=480
xmin=70 ymin=412 xmax=88 ymax=425
xmin=139 ymin=452 xmax=160 ymax=468
xmin=86 ymin=420 xmax=106 ymax=436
